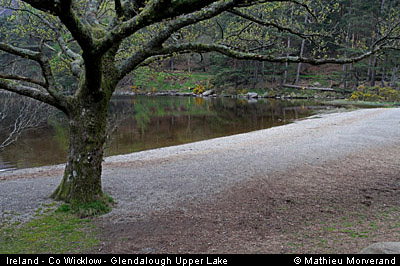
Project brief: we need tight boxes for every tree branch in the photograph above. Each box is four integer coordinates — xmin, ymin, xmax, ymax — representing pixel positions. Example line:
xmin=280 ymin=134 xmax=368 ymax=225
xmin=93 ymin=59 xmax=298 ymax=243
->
xmin=96 ymin=0 xmax=238 ymax=55
xmin=22 ymin=0 xmax=95 ymax=52
xmin=7 ymin=6 xmax=84 ymax=75
xmin=0 ymin=74 xmax=47 ymax=87
xmin=373 ymin=21 xmax=400 ymax=49
xmin=228 ymin=8 xmax=325 ymax=40
xmin=0 ymin=79 xmax=64 ymax=110
xmin=157 ymin=42 xmax=382 ymax=65
xmin=0 ymin=95 xmax=52 ymax=150
xmin=43 ymin=43 xmax=82 ymax=77
xmin=20 ymin=0 xmax=59 ymax=15
xmin=56 ymin=0 xmax=95 ymax=53
xmin=118 ymin=0 xmax=241 ymax=78
xmin=114 ymin=0 xmax=123 ymax=18
xmin=0 ymin=42 xmax=68 ymax=109
xmin=286 ymin=0 xmax=318 ymax=22
xmin=0 ymin=42 xmax=40 ymax=61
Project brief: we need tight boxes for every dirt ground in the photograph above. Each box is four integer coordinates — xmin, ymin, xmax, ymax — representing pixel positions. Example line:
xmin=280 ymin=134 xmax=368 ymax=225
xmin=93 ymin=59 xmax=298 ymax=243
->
xmin=96 ymin=142 xmax=400 ymax=254
xmin=2 ymin=108 xmax=398 ymax=254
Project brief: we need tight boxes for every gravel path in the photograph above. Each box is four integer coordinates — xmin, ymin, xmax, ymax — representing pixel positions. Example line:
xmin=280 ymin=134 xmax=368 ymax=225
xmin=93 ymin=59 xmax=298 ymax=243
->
xmin=1 ymin=108 xmax=399 ymax=224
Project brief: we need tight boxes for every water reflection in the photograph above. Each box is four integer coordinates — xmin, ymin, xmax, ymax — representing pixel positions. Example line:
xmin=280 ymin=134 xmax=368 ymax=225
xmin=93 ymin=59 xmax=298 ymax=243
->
xmin=0 ymin=96 xmax=332 ymax=171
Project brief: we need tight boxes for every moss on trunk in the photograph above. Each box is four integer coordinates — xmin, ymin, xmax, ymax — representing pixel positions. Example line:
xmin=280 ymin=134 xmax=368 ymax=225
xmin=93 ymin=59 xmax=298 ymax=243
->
xmin=52 ymin=97 xmax=109 ymax=207
xmin=52 ymin=49 xmax=119 ymax=209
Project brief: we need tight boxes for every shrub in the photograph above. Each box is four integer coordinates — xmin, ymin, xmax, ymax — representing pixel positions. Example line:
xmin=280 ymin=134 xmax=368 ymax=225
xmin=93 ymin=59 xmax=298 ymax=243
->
xmin=193 ymin=84 xmax=206 ymax=94
xmin=350 ymin=85 xmax=399 ymax=102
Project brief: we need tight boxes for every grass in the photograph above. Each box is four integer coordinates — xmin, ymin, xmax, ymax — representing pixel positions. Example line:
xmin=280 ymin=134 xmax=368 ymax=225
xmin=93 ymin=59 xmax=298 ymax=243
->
xmin=0 ymin=205 xmax=100 ymax=254
xmin=323 ymin=99 xmax=400 ymax=108
xmin=56 ymin=193 xmax=116 ymax=218
xmin=302 ymin=207 xmax=400 ymax=253
xmin=68 ymin=200 xmax=111 ymax=218
xmin=278 ymin=203 xmax=400 ymax=254
xmin=0 ymin=193 xmax=115 ymax=253
xmin=129 ymin=67 xmax=213 ymax=92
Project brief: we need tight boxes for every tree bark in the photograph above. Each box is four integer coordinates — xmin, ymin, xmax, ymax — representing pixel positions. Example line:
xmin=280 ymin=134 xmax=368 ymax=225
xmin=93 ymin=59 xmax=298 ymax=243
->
xmin=368 ymin=55 xmax=373 ymax=81
xmin=391 ymin=67 xmax=398 ymax=88
xmin=51 ymin=50 xmax=118 ymax=206
xmin=284 ymin=6 xmax=293 ymax=85
xmin=370 ymin=56 xmax=377 ymax=87
xmin=342 ymin=64 xmax=348 ymax=89
xmin=381 ymin=56 xmax=387 ymax=87
xmin=295 ymin=14 xmax=308 ymax=85
xmin=51 ymin=98 xmax=109 ymax=205
xmin=283 ymin=36 xmax=290 ymax=84
xmin=261 ymin=61 xmax=265 ymax=89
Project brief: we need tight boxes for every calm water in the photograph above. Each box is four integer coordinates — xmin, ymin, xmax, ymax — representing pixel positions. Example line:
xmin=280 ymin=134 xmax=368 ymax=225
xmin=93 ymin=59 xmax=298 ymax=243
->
xmin=0 ymin=96 xmax=337 ymax=171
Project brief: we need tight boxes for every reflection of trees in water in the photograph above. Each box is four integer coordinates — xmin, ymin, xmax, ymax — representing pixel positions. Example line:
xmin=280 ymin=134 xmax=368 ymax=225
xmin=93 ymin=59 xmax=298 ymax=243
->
xmin=107 ymin=96 xmax=319 ymax=137
xmin=0 ymin=95 xmax=328 ymax=170
xmin=0 ymin=93 xmax=54 ymax=150
xmin=108 ymin=96 xmax=216 ymax=134
xmin=1 ymin=95 xmax=321 ymax=152
xmin=109 ymin=97 xmax=320 ymax=149
xmin=208 ymin=98 xmax=317 ymax=131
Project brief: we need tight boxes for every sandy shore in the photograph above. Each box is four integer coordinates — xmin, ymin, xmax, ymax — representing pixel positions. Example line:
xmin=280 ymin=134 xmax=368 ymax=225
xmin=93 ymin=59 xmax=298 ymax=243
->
xmin=1 ymin=108 xmax=400 ymax=252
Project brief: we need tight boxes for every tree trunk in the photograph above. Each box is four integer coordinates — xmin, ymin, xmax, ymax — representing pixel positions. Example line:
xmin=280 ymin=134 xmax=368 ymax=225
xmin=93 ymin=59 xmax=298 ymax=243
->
xmin=295 ymin=14 xmax=308 ymax=85
xmin=342 ymin=64 xmax=348 ymax=89
xmin=391 ymin=67 xmax=398 ymax=88
xmin=283 ymin=37 xmax=290 ymax=84
xmin=370 ymin=56 xmax=377 ymax=87
xmin=295 ymin=43 xmax=304 ymax=85
xmin=284 ymin=5 xmax=293 ymax=85
xmin=253 ymin=61 xmax=258 ymax=89
xmin=368 ymin=55 xmax=373 ymax=80
xmin=51 ymin=100 xmax=109 ymax=205
xmin=381 ymin=64 xmax=386 ymax=87
xmin=261 ymin=61 xmax=265 ymax=89
xmin=187 ymin=55 xmax=191 ymax=73
xmin=234 ymin=59 xmax=238 ymax=89
xmin=50 ymin=48 xmax=118 ymax=206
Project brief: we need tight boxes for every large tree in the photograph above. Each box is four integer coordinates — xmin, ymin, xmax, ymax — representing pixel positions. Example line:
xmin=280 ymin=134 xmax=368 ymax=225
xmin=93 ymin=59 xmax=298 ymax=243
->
xmin=0 ymin=0 xmax=398 ymax=208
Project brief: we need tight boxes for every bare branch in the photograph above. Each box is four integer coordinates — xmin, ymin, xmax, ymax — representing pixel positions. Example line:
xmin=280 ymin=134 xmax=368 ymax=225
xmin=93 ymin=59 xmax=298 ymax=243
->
xmin=0 ymin=94 xmax=53 ymax=150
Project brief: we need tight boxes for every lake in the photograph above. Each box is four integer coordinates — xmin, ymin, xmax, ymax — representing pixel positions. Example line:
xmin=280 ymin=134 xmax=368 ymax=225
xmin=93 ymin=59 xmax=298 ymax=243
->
xmin=0 ymin=95 xmax=339 ymax=171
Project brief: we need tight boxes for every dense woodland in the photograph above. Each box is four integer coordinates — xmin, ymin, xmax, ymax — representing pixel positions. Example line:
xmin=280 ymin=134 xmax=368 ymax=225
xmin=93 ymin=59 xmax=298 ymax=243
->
xmin=1 ymin=0 xmax=400 ymax=94
xmin=146 ymin=0 xmax=400 ymax=92
xmin=0 ymin=0 xmax=399 ymax=208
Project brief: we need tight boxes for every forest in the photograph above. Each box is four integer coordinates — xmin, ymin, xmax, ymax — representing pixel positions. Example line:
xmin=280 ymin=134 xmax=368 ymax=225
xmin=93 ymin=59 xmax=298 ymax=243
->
xmin=1 ymin=0 xmax=400 ymax=96
xmin=129 ymin=0 xmax=400 ymax=97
